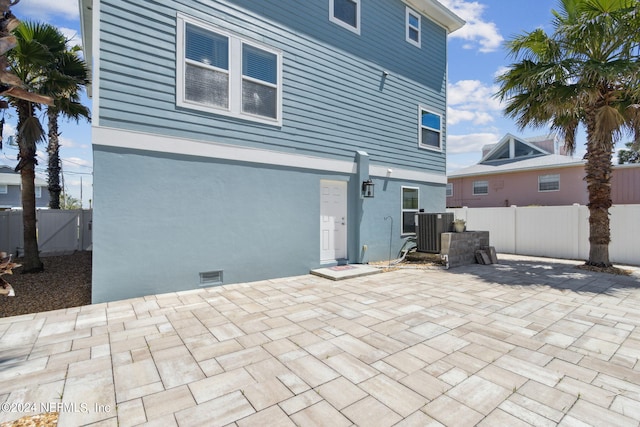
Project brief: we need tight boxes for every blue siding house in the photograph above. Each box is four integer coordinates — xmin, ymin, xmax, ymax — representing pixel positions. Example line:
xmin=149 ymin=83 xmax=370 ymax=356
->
xmin=0 ymin=165 xmax=49 ymax=210
xmin=80 ymin=0 xmax=464 ymax=303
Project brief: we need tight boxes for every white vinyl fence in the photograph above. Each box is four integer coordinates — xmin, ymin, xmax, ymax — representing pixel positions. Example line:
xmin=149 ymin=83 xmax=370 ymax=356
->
xmin=0 ymin=209 xmax=92 ymax=257
xmin=448 ymin=204 xmax=640 ymax=266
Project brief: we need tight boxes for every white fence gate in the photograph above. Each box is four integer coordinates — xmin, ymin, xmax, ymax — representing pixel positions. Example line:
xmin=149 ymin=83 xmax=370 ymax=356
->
xmin=448 ymin=204 xmax=640 ymax=266
xmin=0 ymin=209 xmax=92 ymax=257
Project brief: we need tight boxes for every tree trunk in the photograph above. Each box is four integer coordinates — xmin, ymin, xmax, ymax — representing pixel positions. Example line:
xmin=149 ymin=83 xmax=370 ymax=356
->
xmin=47 ymin=107 xmax=61 ymax=209
xmin=16 ymin=100 xmax=43 ymax=273
xmin=584 ymin=110 xmax=613 ymax=268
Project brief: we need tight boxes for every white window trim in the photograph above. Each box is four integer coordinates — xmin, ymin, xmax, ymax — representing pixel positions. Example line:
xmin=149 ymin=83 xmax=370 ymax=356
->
xmin=418 ymin=106 xmax=443 ymax=151
xmin=406 ymin=7 xmax=421 ymax=47
xmin=35 ymin=186 xmax=42 ymax=198
xmin=0 ymin=184 xmax=7 ymax=194
xmin=401 ymin=186 xmax=419 ymax=236
xmin=176 ymin=13 xmax=283 ymax=126
xmin=446 ymin=183 xmax=453 ymax=197
xmin=473 ymin=180 xmax=489 ymax=196
xmin=538 ymin=174 xmax=560 ymax=192
xmin=329 ymin=0 xmax=361 ymax=35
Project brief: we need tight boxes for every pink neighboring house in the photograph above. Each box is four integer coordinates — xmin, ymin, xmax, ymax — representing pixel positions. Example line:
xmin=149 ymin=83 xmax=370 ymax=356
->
xmin=447 ymin=134 xmax=640 ymax=208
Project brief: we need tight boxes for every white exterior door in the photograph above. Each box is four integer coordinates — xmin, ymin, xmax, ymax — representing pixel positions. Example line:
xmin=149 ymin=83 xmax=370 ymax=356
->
xmin=320 ymin=180 xmax=347 ymax=263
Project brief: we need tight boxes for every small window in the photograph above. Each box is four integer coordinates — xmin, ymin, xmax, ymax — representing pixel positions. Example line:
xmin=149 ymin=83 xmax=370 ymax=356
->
xmin=0 ymin=184 xmax=7 ymax=194
xmin=406 ymin=8 xmax=421 ymax=47
xmin=419 ymin=107 xmax=442 ymax=150
xmin=35 ymin=186 xmax=42 ymax=198
xmin=473 ymin=180 xmax=488 ymax=195
xmin=402 ymin=187 xmax=419 ymax=234
xmin=330 ymin=0 xmax=360 ymax=34
xmin=446 ymin=183 xmax=453 ymax=197
xmin=177 ymin=14 xmax=282 ymax=125
xmin=539 ymin=174 xmax=560 ymax=192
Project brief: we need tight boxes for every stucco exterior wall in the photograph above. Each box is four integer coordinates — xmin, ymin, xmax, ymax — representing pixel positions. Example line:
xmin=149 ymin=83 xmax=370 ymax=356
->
xmin=447 ymin=166 xmax=588 ymax=208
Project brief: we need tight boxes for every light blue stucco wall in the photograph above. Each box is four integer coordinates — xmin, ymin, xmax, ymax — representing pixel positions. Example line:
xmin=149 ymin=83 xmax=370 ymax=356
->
xmin=92 ymin=145 xmax=444 ymax=302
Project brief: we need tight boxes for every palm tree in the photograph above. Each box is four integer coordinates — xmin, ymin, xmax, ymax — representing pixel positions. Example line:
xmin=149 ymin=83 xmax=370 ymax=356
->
xmin=44 ymin=45 xmax=90 ymax=209
xmin=7 ymin=22 xmax=68 ymax=272
xmin=496 ymin=0 xmax=640 ymax=268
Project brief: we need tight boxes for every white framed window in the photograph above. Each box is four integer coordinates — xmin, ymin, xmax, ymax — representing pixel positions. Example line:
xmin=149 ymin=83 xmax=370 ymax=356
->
xmin=0 ymin=184 xmax=7 ymax=194
xmin=176 ymin=13 xmax=283 ymax=125
xmin=401 ymin=187 xmax=419 ymax=234
xmin=419 ymin=107 xmax=442 ymax=151
xmin=406 ymin=7 xmax=421 ymax=47
xmin=539 ymin=174 xmax=560 ymax=192
xmin=330 ymin=0 xmax=361 ymax=34
xmin=473 ymin=180 xmax=488 ymax=195
xmin=35 ymin=186 xmax=42 ymax=198
xmin=446 ymin=183 xmax=453 ymax=197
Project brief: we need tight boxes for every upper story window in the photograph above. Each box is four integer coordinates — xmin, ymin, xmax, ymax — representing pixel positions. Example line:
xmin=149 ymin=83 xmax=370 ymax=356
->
xmin=401 ymin=187 xmax=419 ymax=234
xmin=419 ymin=107 xmax=442 ymax=151
xmin=35 ymin=186 xmax=42 ymax=198
xmin=0 ymin=184 xmax=7 ymax=194
xmin=473 ymin=180 xmax=489 ymax=195
xmin=177 ymin=14 xmax=282 ymax=125
xmin=539 ymin=174 xmax=560 ymax=192
xmin=330 ymin=0 xmax=361 ymax=34
xmin=406 ymin=7 xmax=421 ymax=47
xmin=446 ymin=183 xmax=453 ymax=197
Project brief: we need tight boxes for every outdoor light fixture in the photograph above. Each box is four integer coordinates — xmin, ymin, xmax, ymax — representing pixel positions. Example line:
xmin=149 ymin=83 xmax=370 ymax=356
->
xmin=362 ymin=180 xmax=375 ymax=198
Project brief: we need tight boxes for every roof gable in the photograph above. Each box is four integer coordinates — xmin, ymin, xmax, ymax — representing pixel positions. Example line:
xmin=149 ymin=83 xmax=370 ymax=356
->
xmin=480 ymin=133 xmax=550 ymax=163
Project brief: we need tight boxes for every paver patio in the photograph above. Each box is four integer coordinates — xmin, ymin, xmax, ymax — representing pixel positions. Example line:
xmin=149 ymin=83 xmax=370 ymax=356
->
xmin=1 ymin=254 xmax=639 ymax=426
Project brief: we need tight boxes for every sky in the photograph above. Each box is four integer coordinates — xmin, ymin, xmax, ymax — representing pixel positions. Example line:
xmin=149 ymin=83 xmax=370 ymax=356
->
xmin=1 ymin=0 xmax=614 ymax=208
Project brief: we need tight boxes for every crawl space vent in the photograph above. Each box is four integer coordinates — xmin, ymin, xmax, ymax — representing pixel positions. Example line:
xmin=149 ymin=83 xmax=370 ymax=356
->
xmin=200 ymin=270 xmax=223 ymax=286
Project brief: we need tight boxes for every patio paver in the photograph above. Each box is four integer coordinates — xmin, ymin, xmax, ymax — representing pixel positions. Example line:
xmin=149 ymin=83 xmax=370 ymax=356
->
xmin=1 ymin=254 xmax=640 ymax=426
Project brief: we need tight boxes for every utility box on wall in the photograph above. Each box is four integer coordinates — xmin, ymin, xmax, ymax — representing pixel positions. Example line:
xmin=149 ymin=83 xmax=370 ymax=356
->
xmin=416 ymin=212 xmax=454 ymax=253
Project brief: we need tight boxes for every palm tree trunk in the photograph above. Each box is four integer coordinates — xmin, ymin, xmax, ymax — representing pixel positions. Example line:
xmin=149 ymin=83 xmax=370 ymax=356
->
xmin=16 ymin=100 xmax=43 ymax=272
xmin=47 ymin=107 xmax=61 ymax=209
xmin=584 ymin=110 xmax=613 ymax=268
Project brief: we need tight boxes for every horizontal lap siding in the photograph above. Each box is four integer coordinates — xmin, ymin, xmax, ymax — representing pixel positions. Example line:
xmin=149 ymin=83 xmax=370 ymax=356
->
xmin=98 ymin=0 xmax=448 ymax=173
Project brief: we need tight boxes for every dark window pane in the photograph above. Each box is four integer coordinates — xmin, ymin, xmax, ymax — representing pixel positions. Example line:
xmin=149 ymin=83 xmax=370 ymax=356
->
xmin=409 ymin=27 xmax=419 ymax=42
xmin=334 ymin=0 xmax=357 ymax=27
xmin=403 ymin=188 xmax=418 ymax=209
xmin=186 ymin=24 xmax=228 ymax=70
xmin=403 ymin=211 xmax=417 ymax=234
xmin=409 ymin=14 xmax=419 ymax=28
xmin=243 ymin=44 xmax=277 ymax=84
xmin=421 ymin=128 xmax=440 ymax=148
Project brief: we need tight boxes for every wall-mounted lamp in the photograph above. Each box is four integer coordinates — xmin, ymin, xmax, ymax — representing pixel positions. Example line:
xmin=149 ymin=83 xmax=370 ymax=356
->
xmin=362 ymin=180 xmax=375 ymax=198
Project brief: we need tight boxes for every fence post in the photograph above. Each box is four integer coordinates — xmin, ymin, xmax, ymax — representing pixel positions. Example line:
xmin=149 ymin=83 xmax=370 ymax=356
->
xmin=511 ymin=205 xmax=518 ymax=255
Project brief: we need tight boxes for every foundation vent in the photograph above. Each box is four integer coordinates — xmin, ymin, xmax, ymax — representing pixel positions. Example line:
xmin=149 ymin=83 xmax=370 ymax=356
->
xmin=199 ymin=270 xmax=223 ymax=286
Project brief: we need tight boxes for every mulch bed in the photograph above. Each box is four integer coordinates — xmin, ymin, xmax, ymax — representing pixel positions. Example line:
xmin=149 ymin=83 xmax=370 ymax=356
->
xmin=0 ymin=252 xmax=91 ymax=318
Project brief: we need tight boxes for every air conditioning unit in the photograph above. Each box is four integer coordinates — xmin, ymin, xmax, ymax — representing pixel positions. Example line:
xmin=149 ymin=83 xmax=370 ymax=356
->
xmin=416 ymin=212 xmax=454 ymax=253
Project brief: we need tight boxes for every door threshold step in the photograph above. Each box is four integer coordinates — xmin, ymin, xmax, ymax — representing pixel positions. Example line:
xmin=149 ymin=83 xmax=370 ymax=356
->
xmin=310 ymin=264 xmax=381 ymax=281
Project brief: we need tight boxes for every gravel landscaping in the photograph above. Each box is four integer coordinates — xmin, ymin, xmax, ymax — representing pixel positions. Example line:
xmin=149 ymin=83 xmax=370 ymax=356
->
xmin=0 ymin=251 xmax=91 ymax=318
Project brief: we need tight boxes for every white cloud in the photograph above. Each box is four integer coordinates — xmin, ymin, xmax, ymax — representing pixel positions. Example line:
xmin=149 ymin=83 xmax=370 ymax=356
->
xmin=447 ymin=79 xmax=503 ymax=125
xmin=14 ymin=0 xmax=79 ymax=20
xmin=59 ymin=27 xmax=82 ymax=48
xmin=447 ymin=132 xmax=501 ymax=154
xmin=439 ymin=0 xmax=503 ymax=53
xmin=58 ymin=135 xmax=88 ymax=149
xmin=63 ymin=156 xmax=92 ymax=169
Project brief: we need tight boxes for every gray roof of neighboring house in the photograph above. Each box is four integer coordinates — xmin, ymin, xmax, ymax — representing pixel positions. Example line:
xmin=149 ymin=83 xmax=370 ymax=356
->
xmin=448 ymin=154 xmax=586 ymax=178
xmin=0 ymin=165 xmax=48 ymax=186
